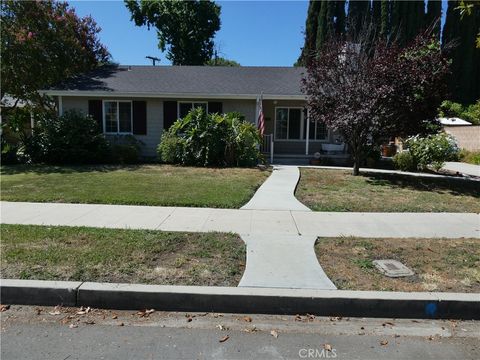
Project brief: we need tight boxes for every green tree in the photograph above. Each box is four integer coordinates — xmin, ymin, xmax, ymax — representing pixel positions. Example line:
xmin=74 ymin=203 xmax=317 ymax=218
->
xmin=125 ymin=0 xmax=221 ymax=65
xmin=380 ymin=0 xmax=390 ymax=38
xmin=347 ymin=0 xmax=371 ymax=37
xmin=334 ymin=0 xmax=346 ymax=37
xmin=205 ymin=57 xmax=240 ymax=66
xmin=391 ymin=0 xmax=425 ymax=46
xmin=0 ymin=0 xmax=109 ymax=109
xmin=372 ymin=0 xmax=382 ymax=35
xmin=297 ymin=0 xmax=322 ymax=65
xmin=443 ymin=0 xmax=480 ymax=103
xmin=425 ymin=0 xmax=442 ymax=39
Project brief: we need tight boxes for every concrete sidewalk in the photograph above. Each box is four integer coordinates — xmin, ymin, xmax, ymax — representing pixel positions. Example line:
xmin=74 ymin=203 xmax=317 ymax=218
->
xmin=442 ymin=162 xmax=480 ymax=177
xmin=241 ymin=166 xmax=310 ymax=211
xmin=1 ymin=201 xmax=478 ymax=238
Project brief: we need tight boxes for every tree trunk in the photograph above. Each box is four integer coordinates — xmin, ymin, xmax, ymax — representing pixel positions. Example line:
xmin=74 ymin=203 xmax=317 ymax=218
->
xmin=353 ymin=159 xmax=360 ymax=176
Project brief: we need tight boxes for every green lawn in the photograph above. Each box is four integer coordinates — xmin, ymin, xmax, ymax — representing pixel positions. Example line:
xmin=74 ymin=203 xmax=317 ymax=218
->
xmin=296 ymin=169 xmax=480 ymax=212
xmin=0 ymin=164 xmax=269 ymax=208
xmin=0 ymin=224 xmax=246 ymax=286
xmin=315 ymin=237 xmax=480 ymax=293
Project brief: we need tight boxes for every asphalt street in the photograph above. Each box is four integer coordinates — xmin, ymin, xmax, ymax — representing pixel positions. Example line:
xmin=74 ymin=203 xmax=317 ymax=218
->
xmin=1 ymin=305 xmax=479 ymax=360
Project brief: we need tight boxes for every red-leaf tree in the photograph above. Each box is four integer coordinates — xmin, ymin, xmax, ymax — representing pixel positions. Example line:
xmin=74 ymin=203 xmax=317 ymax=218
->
xmin=302 ymin=29 xmax=451 ymax=175
xmin=1 ymin=0 xmax=110 ymax=109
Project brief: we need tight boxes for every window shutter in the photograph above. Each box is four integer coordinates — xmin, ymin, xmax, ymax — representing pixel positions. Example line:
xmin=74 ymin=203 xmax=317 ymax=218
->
xmin=132 ymin=101 xmax=147 ymax=135
xmin=208 ymin=102 xmax=223 ymax=114
xmin=88 ymin=100 xmax=103 ymax=132
xmin=163 ymin=101 xmax=178 ymax=130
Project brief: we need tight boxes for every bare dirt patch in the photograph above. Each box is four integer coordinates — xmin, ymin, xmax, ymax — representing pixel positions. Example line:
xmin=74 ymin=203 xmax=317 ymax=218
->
xmin=315 ymin=237 xmax=480 ymax=292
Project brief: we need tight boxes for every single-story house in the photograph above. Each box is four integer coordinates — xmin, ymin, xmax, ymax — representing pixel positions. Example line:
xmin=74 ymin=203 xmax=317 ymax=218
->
xmin=43 ymin=65 xmax=347 ymax=163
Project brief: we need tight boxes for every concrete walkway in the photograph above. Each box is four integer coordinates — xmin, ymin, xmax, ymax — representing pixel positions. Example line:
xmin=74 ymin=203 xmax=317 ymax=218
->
xmin=238 ymin=234 xmax=336 ymax=289
xmin=241 ymin=166 xmax=310 ymax=211
xmin=442 ymin=162 xmax=480 ymax=177
xmin=298 ymin=165 xmax=480 ymax=181
xmin=2 ymin=201 xmax=478 ymax=238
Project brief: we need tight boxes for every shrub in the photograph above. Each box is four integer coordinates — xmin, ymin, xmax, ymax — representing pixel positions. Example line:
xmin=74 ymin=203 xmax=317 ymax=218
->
xmin=157 ymin=108 xmax=261 ymax=167
xmin=25 ymin=110 xmax=110 ymax=164
xmin=405 ymin=132 xmax=459 ymax=171
xmin=0 ymin=107 xmax=32 ymax=164
xmin=438 ymin=99 xmax=480 ymax=125
xmin=459 ymin=149 xmax=480 ymax=165
xmin=393 ymin=151 xmax=417 ymax=171
xmin=107 ymin=135 xmax=143 ymax=164
xmin=157 ymin=128 xmax=185 ymax=164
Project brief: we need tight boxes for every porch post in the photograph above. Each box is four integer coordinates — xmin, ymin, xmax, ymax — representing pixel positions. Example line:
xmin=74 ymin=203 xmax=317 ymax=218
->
xmin=305 ymin=109 xmax=310 ymax=155
xmin=58 ymin=96 xmax=63 ymax=116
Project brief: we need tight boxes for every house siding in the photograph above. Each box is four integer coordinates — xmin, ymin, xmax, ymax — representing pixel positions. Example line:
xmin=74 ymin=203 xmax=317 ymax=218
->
xmin=60 ymin=96 xmax=343 ymax=158
xmin=62 ymin=96 xmax=163 ymax=157
xmin=61 ymin=96 xmax=258 ymax=158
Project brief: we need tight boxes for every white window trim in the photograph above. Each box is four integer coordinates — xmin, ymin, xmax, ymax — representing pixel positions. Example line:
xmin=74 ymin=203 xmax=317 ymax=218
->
xmin=274 ymin=106 xmax=330 ymax=142
xmin=177 ymin=101 xmax=208 ymax=118
xmin=102 ymin=100 xmax=133 ymax=135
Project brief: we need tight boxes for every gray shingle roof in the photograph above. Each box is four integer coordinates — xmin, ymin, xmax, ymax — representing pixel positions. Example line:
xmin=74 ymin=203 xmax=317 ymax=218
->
xmin=48 ymin=65 xmax=305 ymax=97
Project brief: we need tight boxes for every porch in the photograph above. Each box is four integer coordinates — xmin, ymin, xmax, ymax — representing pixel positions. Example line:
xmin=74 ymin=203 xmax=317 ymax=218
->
xmin=258 ymin=99 xmax=349 ymax=165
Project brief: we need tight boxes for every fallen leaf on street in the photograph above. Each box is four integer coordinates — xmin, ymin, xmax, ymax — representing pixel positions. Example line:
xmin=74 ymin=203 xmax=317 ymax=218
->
xmin=382 ymin=321 xmax=395 ymax=327
xmin=270 ymin=330 xmax=278 ymax=338
xmin=112 ymin=315 xmax=118 ymax=320
xmin=84 ymin=319 xmax=95 ymax=325
xmin=380 ymin=340 xmax=389 ymax=346
xmin=49 ymin=311 xmax=61 ymax=316
xmin=244 ymin=326 xmax=258 ymax=333
xmin=324 ymin=344 xmax=332 ymax=352
xmin=137 ymin=309 xmax=155 ymax=318
xmin=243 ymin=316 xmax=252 ymax=322
xmin=76 ymin=306 xmax=91 ymax=315
xmin=118 ymin=322 xmax=124 ymax=327
xmin=0 ymin=305 xmax=10 ymax=312
xmin=68 ymin=324 xmax=78 ymax=329
xmin=219 ymin=335 xmax=230 ymax=343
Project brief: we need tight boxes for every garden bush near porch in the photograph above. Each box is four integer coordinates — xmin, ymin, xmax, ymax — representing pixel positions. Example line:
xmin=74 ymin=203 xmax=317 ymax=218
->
xmin=158 ymin=108 xmax=262 ymax=167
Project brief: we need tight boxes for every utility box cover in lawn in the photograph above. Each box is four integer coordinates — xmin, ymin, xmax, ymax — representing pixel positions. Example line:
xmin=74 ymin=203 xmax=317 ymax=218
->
xmin=373 ymin=259 xmax=414 ymax=278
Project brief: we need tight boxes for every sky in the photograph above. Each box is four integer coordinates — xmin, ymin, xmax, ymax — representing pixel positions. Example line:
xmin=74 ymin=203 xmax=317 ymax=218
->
xmin=70 ymin=0 xmax=448 ymax=67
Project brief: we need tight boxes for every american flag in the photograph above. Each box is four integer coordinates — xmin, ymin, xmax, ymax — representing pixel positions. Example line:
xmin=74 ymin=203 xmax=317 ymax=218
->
xmin=257 ymin=93 xmax=265 ymax=136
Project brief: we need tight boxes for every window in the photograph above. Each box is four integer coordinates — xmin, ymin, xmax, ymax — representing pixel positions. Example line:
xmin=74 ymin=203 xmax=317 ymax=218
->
xmin=305 ymin=118 xmax=328 ymax=140
xmin=178 ymin=101 xmax=208 ymax=118
xmin=275 ymin=107 xmax=328 ymax=141
xmin=103 ymin=101 xmax=132 ymax=133
xmin=275 ymin=108 xmax=303 ymax=140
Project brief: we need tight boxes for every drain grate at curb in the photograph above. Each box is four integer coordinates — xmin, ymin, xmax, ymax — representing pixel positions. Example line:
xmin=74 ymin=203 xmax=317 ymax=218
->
xmin=373 ymin=259 xmax=414 ymax=278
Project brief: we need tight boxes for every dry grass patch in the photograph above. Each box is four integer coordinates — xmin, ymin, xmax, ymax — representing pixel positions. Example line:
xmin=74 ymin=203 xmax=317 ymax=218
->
xmin=296 ymin=169 xmax=480 ymax=212
xmin=315 ymin=237 xmax=480 ymax=292
xmin=1 ymin=224 xmax=246 ymax=286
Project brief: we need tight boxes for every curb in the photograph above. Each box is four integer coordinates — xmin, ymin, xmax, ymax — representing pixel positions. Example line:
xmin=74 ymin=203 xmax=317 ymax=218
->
xmin=2 ymin=279 xmax=479 ymax=320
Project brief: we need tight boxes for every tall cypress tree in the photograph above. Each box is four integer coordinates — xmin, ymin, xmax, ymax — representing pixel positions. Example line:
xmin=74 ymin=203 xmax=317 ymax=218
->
xmin=347 ymin=0 xmax=371 ymax=37
xmin=380 ymin=0 xmax=390 ymax=39
xmin=334 ymin=0 xmax=346 ymax=37
xmin=425 ymin=0 xmax=442 ymax=38
xmin=443 ymin=0 xmax=480 ymax=103
xmin=372 ymin=0 xmax=382 ymax=35
xmin=297 ymin=0 xmax=322 ymax=65
xmin=316 ymin=0 xmax=329 ymax=51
